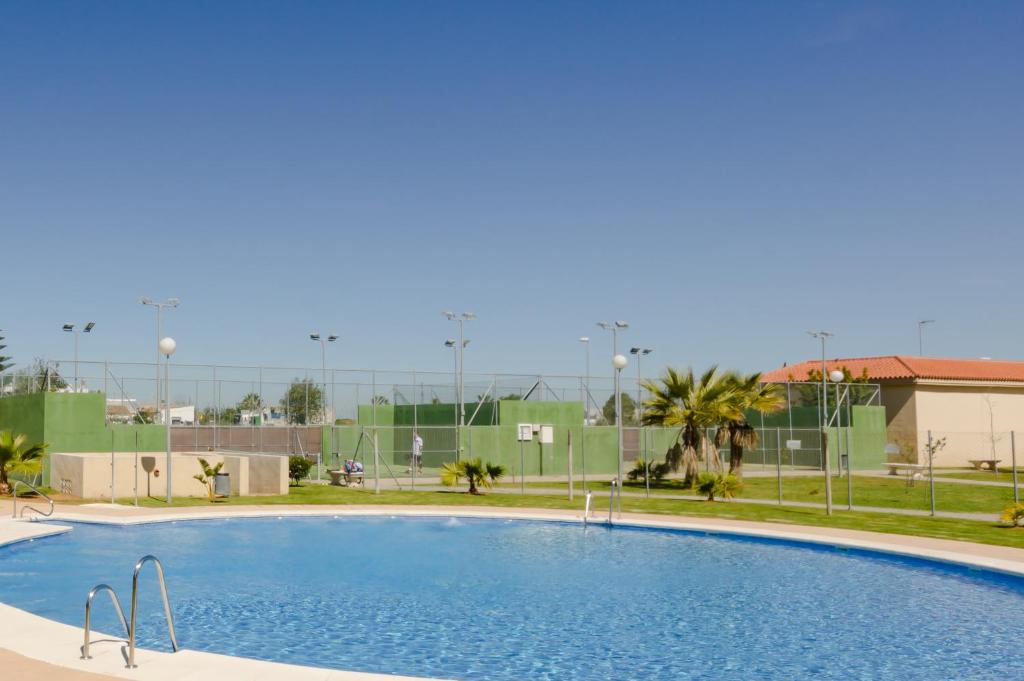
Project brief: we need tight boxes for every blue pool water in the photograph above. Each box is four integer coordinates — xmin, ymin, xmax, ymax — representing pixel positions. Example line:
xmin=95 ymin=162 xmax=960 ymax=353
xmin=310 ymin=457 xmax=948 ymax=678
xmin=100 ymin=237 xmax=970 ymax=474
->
xmin=1 ymin=516 xmax=1023 ymax=680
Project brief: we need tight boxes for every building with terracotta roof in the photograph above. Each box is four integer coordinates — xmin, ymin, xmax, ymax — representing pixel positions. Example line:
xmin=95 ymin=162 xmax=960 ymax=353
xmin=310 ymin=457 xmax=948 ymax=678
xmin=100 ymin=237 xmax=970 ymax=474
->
xmin=762 ymin=356 xmax=1024 ymax=467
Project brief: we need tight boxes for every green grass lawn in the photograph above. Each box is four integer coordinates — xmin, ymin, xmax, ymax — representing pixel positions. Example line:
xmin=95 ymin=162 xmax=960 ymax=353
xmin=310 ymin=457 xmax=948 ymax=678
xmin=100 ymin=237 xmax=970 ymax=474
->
xmin=934 ymin=468 xmax=1024 ymax=483
xmin=115 ymin=483 xmax=1024 ymax=550
xmin=500 ymin=475 xmax=1018 ymax=514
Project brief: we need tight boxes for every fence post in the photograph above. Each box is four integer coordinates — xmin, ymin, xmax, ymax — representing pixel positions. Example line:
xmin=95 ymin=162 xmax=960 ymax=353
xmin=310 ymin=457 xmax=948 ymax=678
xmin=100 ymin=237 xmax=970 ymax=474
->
xmin=776 ymin=427 xmax=782 ymax=505
xmin=845 ymin=425 xmax=853 ymax=511
xmin=928 ymin=430 xmax=936 ymax=517
xmin=372 ymin=429 xmax=380 ymax=495
xmin=567 ymin=429 xmax=574 ymax=501
xmin=110 ymin=430 xmax=116 ymax=505
xmin=822 ymin=429 xmax=833 ymax=516
xmin=1012 ymin=430 xmax=1019 ymax=505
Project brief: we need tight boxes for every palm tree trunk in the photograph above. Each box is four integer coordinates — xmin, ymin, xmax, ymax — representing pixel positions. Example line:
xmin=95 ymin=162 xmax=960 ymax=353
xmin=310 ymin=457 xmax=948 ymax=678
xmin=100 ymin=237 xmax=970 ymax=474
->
xmin=728 ymin=442 xmax=744 ymax=478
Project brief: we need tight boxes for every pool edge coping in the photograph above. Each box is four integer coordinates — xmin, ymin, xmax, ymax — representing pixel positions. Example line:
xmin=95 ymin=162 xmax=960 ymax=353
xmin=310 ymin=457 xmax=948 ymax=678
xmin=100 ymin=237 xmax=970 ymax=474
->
xmin=2 ymin=507 xmax=1024 ymax=681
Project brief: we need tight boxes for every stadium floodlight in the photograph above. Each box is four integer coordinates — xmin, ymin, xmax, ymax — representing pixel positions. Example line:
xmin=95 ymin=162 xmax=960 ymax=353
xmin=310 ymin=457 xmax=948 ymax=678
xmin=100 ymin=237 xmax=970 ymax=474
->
xmin=140 ymin=297 xmax=181 ymax=418
xmin=579 ymin=337 xmax=591 ymax=419
xmin=630 ymin=347 xmax=653 ymax=423
xmin=443 ymin=311 xmax=476 ymax=426
xmin=596 ymin=320 xmax=629 ymax=400
xmin=62 ymin=321 xmax=97 ymax=390
xmin=310 ymin=332 xmax=339 ymax=432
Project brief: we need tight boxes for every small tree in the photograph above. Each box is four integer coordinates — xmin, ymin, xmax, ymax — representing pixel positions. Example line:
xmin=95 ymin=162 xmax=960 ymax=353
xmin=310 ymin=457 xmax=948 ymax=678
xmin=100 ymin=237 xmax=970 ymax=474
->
xmin=440 ymin=458 xmax=505 ymax=494
xmin=602 ymin=392 xmax=637 ymax=426
xmin=0 ymin=332 xmax=13 ymax=374
xmin=281 ymin=379 xmax=323 ymax=424
xmin=696 ymin=472 xmax=741 ymax=502
xmin=0 ymin=431 xmax=48 ymax=494
xmin=192 ymin=457 xmax=224 ymax=501
xmin=288 ymin=455 xmax=312 ymax=485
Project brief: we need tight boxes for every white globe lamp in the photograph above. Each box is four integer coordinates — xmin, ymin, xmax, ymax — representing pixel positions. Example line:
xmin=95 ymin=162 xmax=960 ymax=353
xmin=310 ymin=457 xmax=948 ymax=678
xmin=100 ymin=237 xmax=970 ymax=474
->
xmin=613 ymin=354 xmax=628 ymax=370
xmin=829 ymin=369 xmax=844 ymax=383
xmin=159 ymin=337 xmax=177 ymax=357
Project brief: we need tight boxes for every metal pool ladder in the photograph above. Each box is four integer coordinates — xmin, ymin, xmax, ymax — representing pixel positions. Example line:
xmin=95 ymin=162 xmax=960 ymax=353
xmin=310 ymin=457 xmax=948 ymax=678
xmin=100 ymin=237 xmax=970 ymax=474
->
xmin=11 ymin=480 xmax=54 ymax=519
xmin=82 ymin=555 xmax=180 ymax=667
xmin=583 ymin=489 xmax=593 ymax=526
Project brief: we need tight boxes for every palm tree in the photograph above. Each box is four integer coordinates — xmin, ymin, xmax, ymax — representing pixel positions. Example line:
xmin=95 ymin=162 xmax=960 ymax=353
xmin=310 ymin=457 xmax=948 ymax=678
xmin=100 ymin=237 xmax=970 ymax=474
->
xmin=440 ymin=457 xmax=505 ymax=494
xmin=640 ymin=367 xmax=739 ymax=487
xmin=238 ymin=392 xmax=263 ymax=412
xmin=717 ymin=372 xmax=784 ymax=479
xmin=0 ymin=430 xmax=48 ymax=494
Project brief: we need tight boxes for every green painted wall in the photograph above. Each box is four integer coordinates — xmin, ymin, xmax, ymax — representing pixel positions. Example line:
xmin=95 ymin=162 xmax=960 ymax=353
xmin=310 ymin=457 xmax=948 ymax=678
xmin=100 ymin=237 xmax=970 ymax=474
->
xmin=0 ymin=393 xmax=46 ymax=444
xmin=0 ymin=392 xmax=169 ymax=481
xmin=496 ymin=400 xmax=584 ymax=427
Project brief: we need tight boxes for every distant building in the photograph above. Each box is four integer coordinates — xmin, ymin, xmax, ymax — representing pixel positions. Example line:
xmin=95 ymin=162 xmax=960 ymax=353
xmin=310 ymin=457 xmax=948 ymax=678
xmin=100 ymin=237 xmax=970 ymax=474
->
xmin=762 ymin=356 xmax=1024 ymax=466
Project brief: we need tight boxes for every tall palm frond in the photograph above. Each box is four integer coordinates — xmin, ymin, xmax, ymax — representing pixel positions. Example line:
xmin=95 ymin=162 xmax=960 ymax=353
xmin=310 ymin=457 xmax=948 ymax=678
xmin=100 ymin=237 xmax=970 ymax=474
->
xmin=641 ymin=366 xmax=737 ymax=487
xmin=719 ymin=372 xmax=784 ymax=478
xmin=0 ymin=430 xmax=48 ymax=493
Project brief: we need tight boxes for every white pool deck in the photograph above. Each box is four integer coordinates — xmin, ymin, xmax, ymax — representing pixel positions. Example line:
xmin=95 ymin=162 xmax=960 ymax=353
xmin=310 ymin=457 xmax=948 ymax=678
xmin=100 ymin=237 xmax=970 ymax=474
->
xmin=2 ymin=501 xmax=1024 ymax=681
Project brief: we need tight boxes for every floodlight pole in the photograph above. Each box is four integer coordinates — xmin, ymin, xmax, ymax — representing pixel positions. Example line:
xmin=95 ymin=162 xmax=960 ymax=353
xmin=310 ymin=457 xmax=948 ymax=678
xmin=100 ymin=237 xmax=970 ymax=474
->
xmin=597 ymin=321 xmax=629 ymax=425
xmin=140 ymin=298 xmax=179 ymax=420
xmin=443 ymin=312 xmax=474 ymax=427
xmin=809 ymin=330 xmax=834 ymax=516
xmin=613 ymin=354 xmax=628 ymax=517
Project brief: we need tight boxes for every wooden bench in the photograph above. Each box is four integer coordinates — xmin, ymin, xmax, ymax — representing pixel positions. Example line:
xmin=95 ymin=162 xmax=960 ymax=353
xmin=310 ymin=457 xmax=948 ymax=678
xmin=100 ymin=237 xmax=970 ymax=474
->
xmin=967 ymin=459 xmax=1001 ymax=471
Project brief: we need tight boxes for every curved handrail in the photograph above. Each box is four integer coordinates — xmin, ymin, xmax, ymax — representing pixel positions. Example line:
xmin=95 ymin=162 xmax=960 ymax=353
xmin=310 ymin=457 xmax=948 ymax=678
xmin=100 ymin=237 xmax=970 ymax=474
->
xmin=127 ymin=555 xmax=179 ymax=668
xmin=583 ymin=490 xmax=593 ymax=526
xmin=82 ymin=584 xmax=130 ymax=659
xmin=12 ymin=480 xmax=54 ymax=519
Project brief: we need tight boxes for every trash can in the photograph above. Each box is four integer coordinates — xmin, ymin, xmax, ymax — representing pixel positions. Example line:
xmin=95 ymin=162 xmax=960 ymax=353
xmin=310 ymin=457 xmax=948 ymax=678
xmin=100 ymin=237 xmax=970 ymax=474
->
xmin=214 ymin=472 xmax=231 ymax=497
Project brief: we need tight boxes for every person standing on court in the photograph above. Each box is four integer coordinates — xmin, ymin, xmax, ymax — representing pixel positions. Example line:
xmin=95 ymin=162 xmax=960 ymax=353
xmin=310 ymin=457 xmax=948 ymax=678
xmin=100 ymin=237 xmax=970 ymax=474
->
xmin=408 ymin=431 xmax=424 ymax=474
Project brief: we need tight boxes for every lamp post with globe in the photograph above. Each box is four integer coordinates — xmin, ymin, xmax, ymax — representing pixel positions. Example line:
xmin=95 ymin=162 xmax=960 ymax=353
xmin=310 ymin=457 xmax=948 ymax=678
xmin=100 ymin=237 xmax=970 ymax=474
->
xmin=613 ymin=353 xmax=628 ymax=516
xmin=159 ymin=337 xmax=176 ymax=503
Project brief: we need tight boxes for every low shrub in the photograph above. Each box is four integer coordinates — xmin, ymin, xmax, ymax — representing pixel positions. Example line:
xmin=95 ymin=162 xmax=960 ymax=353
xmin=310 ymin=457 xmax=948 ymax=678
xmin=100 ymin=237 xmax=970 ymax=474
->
xmin=1001 ymin=503 xmax=1024 ymax=527
xmin=288 ymin=455 xmax=313 ymax=485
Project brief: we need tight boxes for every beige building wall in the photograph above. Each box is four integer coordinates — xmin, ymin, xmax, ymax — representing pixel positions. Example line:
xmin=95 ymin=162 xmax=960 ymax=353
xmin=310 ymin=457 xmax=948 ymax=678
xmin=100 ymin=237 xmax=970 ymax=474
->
xmin=910 ymin=383 xmax=1024 ymax=467
xmin=879 ymin=384 xmax=918 ymax=460
xmin=49 ymin=451 xmax=288 ymax=500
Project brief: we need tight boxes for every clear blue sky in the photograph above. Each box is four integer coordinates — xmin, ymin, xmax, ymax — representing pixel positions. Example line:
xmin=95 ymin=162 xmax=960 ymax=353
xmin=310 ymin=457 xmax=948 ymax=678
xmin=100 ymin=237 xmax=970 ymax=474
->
xmin=2 ymin=1 xmax=1022 ymax=378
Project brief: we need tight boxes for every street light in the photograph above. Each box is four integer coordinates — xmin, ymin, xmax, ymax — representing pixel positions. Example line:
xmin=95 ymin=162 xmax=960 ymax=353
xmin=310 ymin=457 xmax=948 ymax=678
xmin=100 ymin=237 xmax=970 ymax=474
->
xmin=807 ymin=330 xmax=834 ymax=516
xmin=579 ymin=337 xmax=591 ymax=422
xmin=629 ymin=347 xmax=653 ymax=423
xmin=613 ymin=353 xmax=628 ymax=516
xmin=140 ymin=297 xmax=180 ymax=416
xmin=310 ymin=333 xmax=338 ymax=425
xmin=159 ymin=336 xmax=176 ymax=504
xmin=597 ymin=321 xmax=628 ymax=425
xmin=443 ymin=311 xmax=475 ymax=426
xmin=62 ymin=321 xmax=95 ymax=391
xmin=917 ymin=319 xmax=936 ymax=356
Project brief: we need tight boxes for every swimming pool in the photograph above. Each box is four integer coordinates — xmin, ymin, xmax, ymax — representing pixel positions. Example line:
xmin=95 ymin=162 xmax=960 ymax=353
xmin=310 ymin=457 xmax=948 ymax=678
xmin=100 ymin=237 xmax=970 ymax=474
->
xmin=1 ymin=515 xmax=1022 ymax=680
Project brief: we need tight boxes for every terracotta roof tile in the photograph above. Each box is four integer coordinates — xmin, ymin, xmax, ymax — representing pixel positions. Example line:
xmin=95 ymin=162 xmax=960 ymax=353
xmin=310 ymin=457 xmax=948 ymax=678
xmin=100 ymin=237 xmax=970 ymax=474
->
xmin=761 ymin=355 xmax=1024 ymax=383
